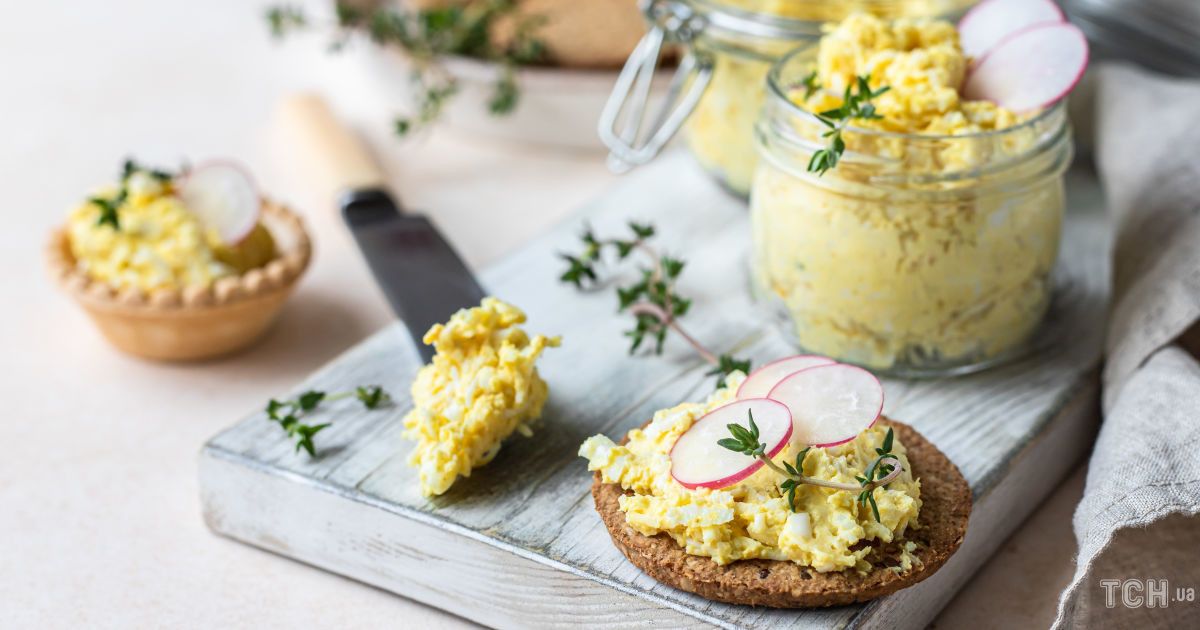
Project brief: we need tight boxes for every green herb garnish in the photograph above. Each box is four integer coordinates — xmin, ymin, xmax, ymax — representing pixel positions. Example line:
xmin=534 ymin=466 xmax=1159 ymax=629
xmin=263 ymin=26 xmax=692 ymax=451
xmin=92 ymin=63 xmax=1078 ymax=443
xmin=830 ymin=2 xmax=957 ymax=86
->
xmin=121 ymin=158 xmax=173 ymax=183
xmin=707 ymin=354 xmax=752 ymax=390
xmin=558 ymin=222 xmax=750 ymax=390
xmin=855 ymin=425 xmax=897 ymax=522
xmin=806 ymin=75 xmax=890 ymax=176
xmin=799 ymin=70 xmax=820 ymax=100
xmin=265 ymin=385 xmax=391 ymax=456
xmin=87 ymin=158 xmax=178 ymax=231
xmin=265 ymin=1 xmax=546 ymax=137
xmin=719 ymin=413 xmax=902 ymax=522
xmin=90 ymin=193 xmax=125 ymax=230
xmin=266 ymin=5 xmax=306 ymax=37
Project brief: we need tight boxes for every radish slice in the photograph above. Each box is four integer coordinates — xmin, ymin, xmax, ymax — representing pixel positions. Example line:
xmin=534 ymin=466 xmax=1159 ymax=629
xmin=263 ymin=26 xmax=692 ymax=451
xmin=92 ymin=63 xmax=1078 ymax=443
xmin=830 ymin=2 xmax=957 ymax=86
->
xmin=958 ymin=0 xmax=1064 ymax=60
xmin=178 ymin=161 xmax=261 ymax=244
xmin=963 ymin=23 xmax=1089 ymax=113
xmin=767 ymin=364 xmax=883 ymax=448
xmin=670 ymin=398 xmax=793 ymax=490
xmin=736 ymin=355 xmax=836 ymax=400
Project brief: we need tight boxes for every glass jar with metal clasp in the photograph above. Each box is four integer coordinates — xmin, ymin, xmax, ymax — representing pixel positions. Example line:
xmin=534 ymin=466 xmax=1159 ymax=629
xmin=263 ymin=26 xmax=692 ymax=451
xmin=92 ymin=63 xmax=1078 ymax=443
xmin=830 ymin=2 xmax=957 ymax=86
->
xmin=599 ymin=0 xmax=979 ymax=198
xmin=750 ymin=44 xmax=1074 ymax=377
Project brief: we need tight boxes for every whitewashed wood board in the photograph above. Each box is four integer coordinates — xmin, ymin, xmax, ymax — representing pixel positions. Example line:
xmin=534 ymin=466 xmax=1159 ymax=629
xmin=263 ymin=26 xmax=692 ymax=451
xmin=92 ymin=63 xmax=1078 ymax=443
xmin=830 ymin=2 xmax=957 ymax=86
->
xmin=199 ymin=152 xmax=1110 ymax=629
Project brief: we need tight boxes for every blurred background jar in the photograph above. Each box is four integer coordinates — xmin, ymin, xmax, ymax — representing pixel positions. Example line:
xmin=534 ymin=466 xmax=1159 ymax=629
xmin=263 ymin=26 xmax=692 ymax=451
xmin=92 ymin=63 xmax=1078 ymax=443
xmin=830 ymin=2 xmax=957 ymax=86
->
xmin=750 ymin=46 xmax=1074 ymax=377
xmin=600 ymin=0 xmax=977 ymax=197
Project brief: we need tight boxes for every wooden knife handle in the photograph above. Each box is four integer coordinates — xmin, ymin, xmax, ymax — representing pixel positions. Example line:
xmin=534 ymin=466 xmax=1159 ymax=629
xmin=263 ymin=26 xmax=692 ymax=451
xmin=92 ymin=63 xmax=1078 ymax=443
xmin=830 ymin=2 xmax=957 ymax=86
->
xmin=276 ymin=93 xmax=388 ymax=197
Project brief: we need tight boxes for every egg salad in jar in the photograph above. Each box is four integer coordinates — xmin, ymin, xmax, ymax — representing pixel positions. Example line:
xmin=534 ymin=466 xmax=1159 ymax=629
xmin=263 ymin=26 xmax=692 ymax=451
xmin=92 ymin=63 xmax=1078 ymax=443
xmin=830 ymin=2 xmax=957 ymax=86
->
xmin=750 ymin=13 xmax=1073 ymax=375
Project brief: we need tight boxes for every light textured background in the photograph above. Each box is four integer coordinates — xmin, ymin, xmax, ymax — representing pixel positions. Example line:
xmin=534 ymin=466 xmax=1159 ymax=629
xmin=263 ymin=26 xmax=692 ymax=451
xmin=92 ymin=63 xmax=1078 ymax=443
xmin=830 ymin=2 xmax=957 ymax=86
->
xmin=0 ymin=0 xmax=1082 ymax=627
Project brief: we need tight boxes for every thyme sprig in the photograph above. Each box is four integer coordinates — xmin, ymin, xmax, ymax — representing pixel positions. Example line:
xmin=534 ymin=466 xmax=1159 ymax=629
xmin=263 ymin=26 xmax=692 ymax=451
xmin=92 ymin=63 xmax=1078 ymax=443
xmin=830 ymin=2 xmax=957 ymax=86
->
xmin=718 ymin=412 xmax=902 ymax=522
xmin=856 ymin=426 xmax=897 ymax=522
xmin=558 ymin=222 xmax=751 ymax=390
xmin=89 ymin=193 xmax=125 ymax=230
xmin=806 ymin=75 xmax=890 ymax=176
xmin=88 ymin=158 xmax=178 ymax=231
xmin=265 ymin=386 xmax=391 ymax=456
xmin=266 ymin=1 xmax=546 ymax=137
xmin=706 ymin=354 xmax=753 ymax=390
xmin=799 ymin=70 xmax=820 ymax=100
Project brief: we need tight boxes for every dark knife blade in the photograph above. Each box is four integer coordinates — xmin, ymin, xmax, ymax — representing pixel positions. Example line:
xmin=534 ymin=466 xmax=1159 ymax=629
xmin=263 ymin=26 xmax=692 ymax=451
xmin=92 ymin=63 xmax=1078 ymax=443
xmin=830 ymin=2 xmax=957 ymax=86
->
xmin=340 ymin=188 xmax=485 ymax=362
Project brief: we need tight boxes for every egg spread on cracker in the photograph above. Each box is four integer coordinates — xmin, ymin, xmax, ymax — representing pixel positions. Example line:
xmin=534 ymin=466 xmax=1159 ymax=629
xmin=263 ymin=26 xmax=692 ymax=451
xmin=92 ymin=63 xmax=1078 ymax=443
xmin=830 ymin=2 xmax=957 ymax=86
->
xmin=580 ymin=373 xmax=923 ymax=573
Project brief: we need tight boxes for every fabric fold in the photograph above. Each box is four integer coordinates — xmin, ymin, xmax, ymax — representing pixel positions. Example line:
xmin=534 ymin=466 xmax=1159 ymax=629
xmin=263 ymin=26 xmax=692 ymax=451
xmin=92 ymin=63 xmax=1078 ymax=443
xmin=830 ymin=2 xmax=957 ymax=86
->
xmin=1054 ymin=63 xmax=1200 ymax=628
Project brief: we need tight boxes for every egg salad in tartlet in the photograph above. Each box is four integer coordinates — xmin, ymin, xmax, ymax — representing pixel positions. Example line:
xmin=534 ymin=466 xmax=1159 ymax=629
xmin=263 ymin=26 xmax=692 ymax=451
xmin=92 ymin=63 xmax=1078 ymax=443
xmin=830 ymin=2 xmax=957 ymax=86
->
xmin=580 ymin=365 xmax=970 ymax=608
xmin=46 ymin=159 xmax=311 ymax=361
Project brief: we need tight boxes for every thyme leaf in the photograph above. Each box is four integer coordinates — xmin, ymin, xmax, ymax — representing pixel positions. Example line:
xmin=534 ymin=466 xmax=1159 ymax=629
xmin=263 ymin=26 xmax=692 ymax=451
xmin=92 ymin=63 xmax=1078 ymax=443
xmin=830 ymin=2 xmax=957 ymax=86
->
xmin=87 ymin=158 xmax=178 ymax=231
xmin=265 ymin=385 xmax=391 ymax=457
xmin=806 ymin=74 xmax=891 ymax=176
xmin=799 ymin=70 xmax=820 ymax=100
xmin=557 ymin=222 xmax=751 ymax=390
xmin=717 ymin=413 xmax=902 ymax=522
xmin=90 ymin=194 xmax=124 ymax=230
xmin=264 ymin=1 xmax=547 ymax=136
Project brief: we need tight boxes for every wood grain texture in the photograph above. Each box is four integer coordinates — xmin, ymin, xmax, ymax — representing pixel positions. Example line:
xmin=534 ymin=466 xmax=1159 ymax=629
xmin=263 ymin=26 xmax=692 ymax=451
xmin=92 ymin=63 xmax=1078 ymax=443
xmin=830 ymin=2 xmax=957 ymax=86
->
xmin=199 ymin=152 xmax=1110 ymax=629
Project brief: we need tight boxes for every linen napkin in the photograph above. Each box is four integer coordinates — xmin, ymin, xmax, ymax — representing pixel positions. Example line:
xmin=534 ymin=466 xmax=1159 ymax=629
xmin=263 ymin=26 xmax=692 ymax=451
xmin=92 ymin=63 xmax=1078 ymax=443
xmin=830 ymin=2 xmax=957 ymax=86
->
xmin=1053 ymin=64 xmax=1200 ymax=628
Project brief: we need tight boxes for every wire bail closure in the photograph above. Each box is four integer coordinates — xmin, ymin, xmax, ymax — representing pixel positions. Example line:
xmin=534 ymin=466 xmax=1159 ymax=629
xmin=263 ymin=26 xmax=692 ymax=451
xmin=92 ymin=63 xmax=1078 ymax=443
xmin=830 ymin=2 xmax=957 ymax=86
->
xmin=599 ymin=0 xmax=714 ymax=172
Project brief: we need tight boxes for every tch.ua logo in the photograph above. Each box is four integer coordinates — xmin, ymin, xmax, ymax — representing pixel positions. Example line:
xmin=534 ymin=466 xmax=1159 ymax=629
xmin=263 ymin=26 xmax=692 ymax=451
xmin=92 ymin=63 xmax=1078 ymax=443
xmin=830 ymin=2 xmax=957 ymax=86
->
xmin=1100 ymin=579 xmax=1196 ymax=609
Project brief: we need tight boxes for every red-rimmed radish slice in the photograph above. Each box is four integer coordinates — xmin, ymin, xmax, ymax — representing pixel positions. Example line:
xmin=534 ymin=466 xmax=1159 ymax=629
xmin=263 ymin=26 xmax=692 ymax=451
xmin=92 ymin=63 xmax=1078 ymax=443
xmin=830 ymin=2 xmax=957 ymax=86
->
xmin=178 ymin=161 xmax=261 ymax=244
xmin=736 ymin=355 xmax=836 ymax=400
xmin=767 ymin=364 xmax=883 ymax=448
xmin=958 ymin=0 xmax=1064 ymax=60
xmin=963 ymin=23 xmax=1089 ymax=113
xmin=670 ymin=398 xmax=793 ymax=490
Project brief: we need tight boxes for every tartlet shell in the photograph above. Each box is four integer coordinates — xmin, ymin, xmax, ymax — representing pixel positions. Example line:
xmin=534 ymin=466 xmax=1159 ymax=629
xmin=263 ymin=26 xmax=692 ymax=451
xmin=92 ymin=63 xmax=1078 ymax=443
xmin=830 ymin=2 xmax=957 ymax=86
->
xmin=45 ymin=200 xmax=311 ymax=361
xmin=591 ymin=417 xmax=972 ymax=608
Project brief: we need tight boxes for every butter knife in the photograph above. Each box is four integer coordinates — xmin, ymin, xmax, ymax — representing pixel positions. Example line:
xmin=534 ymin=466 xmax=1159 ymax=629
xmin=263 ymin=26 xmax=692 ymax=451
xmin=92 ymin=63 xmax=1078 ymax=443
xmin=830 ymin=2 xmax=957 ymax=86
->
xmin=280 ymin=95 xmax=484 ymax=362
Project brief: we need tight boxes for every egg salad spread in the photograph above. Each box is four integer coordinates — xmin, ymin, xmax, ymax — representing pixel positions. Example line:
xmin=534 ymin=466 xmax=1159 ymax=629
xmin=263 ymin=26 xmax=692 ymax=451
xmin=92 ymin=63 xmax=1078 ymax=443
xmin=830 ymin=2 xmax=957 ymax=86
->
xmin=404 ymin=298 xmax=560 ymax=497
xmin=750 ymin=12 xmax=1071 ymax=374
xmin=682 ymin=1 xmax=972 ymax=196
xmin=685 ymin=39 xmax=788 ymax=197
xmin=798 ymin=13 xmax=1016 ymax=136
xmin=579 ymin=373 xmax=922 ymax=572
xmin=67 ymin=171 xmax=273 ymax=292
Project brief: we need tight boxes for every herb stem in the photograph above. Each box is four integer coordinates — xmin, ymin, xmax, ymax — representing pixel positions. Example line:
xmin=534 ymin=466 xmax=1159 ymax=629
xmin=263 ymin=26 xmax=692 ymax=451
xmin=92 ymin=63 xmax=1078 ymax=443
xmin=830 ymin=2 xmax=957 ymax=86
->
xmin=559 ymin=221 xmax=750 ymax=389
xmin=805 ymin=75 xmax=890 ymax=176
xmin=719 ymin=417 xmax=903 ymax=521
xmin=266 ymin=1 xmax=544 ymax=136
xmin=627 ymin=302 xmax=718 ymax=365
xmin=265 ymin=385 xmax=391 ymax=457
xmin=639 ymin=242 xmax=679 ymax=326
xmin=755 ymin=452 xmax=902 ymax=492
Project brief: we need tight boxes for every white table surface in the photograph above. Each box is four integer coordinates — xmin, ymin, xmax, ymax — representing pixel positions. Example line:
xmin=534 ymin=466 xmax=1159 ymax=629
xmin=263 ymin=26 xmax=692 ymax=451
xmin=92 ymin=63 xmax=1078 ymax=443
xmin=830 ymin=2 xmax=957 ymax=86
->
xmin=1 ymin=1 xmax=1082 ymax=627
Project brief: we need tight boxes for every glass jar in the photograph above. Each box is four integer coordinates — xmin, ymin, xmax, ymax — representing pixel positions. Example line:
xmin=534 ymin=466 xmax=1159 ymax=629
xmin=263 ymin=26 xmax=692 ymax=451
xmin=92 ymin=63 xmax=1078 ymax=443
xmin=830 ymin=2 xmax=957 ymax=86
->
xmin=750 ymin=45 xmax=1074 ymax=377
xmin=599 ymin=0 xmax=977 ymax=198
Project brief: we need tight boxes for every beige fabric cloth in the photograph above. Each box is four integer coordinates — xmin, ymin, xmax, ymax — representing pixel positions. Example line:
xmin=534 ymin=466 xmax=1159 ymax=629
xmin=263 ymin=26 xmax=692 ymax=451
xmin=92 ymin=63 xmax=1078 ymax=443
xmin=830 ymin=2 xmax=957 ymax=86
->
xmin=1053 ymin=64 xmax=1200 ymax=628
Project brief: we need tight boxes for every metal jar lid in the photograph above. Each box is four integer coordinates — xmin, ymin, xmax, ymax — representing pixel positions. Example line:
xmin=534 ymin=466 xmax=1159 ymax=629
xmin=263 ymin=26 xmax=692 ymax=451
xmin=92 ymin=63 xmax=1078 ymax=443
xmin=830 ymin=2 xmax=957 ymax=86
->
xmin=598 ymin=0 xmax=818 ymax=172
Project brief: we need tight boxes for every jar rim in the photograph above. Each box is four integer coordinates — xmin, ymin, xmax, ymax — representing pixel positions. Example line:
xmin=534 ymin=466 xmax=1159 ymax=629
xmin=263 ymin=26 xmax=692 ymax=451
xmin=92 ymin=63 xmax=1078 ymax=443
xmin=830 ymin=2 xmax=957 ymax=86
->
xmin=765 ymin=42 xmax=1067 ymax=142
xmin=685 ymin=0 xmax=978 ymax=41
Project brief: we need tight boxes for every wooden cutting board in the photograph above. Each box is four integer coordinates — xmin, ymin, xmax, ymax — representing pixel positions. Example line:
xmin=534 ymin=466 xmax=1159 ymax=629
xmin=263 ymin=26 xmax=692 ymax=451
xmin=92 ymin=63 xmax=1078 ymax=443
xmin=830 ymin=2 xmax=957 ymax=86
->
xmin=199 ymin=151 xmax=1108 ymax=629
